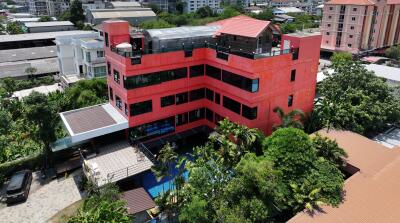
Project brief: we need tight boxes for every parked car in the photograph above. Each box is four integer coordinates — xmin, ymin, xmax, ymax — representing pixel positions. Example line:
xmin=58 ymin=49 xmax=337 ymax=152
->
xmin=5 ymin=170 xmax=32 ymax=204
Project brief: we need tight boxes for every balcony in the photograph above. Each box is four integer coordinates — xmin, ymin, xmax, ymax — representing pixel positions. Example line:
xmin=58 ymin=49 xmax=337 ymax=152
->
xmin=110 ymin=42 xmax=295 ymax=61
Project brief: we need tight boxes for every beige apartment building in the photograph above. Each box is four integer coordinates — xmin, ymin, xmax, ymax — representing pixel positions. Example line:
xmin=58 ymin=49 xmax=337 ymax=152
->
xmin=321 ymin=0 xmax=400 ymax=54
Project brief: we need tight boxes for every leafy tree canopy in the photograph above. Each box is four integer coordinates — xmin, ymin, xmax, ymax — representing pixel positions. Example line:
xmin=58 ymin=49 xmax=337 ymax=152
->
xmin=6 ymin=21 xmax=24 ymax=34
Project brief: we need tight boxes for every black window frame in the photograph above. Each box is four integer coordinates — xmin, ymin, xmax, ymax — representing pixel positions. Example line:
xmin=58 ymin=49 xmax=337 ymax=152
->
xmin=176 ymin=92 xmax=189 ymax=105
xmin=123 ymin=67 xmax=187 ymax=90
xmin=205 ymin=65 xmax=221 ymax=80
xmin=113 ymin=69 xmax=120 ymax=84
xmin=288 ymin=95 xmax=294 ymax=107
xmin=215 ymin=92 xmax=221 ymax=104
xmin=109 ymin=87 xmax=113 ymax=101
xmin=205 ymin=108 xmax=214 ymax=122
xmin=176 ymin=112 xmax=188 ymax=126
xmin=115 ymin=95 xmax=122 ymax=110
xmin=222 ymin=70 xmax=259 ymax=93
xmin=189 ymin=107 xmax=205 ymax=122
xmin=130 ymin=100 xmax=153 ymax=116
xmin=206 ymin=88 xmax=214 ymax=101
xmin=189 ymin=88 xmax=205 ymax=102
xmin=242 ymin=105 xmax=257 ymax=120
xmin=190 ymin=64 xmax=204 ymax=77
xmin=107 ymin=61 xmax=111 ymax=75
xmin=291 ymin=69 xmax=296 ymax=82
xmin=223 ymin=96 xmax=241 ymax=115
xmin=161 ymin=95 xmax=175 ymax=107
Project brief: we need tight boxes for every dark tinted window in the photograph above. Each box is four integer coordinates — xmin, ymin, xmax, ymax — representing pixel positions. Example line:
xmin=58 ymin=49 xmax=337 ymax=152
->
xmin=130 ymin=100 xmax=152 ymax=116
xmin=206 ymin=65 xmax=221 ymax=80
xmin=215 ymin=113 xmax=223 ymax=125
xmin=105 ymin=32 xmax=109 ymax=47
xmin=190 ymin=65 xmax=204 ymax=77
xmin=291 ymin=70 xmax=296 ymax=82
xmin=189 ymin=88 xmax=205 ymax=101
xmin=124 ymin=103 xmax=128 ymax=115
xmin=205 ymin=88 xmax=214 ymax=101
xmin=109 ymin=87 xmax=113 ymax=101
xmin=223 ymin=96 xmax=241 ymax=114
xmin=222 ymin=70 xmax=259 ymax=92
xmin=205 ymin=108 xmax=214 ymax=122
xmin=113 ymin=69 xmax=120 ymax=84
xmin=161 ymin=95 xmax=175 ymax=107
xmin=176 ymin=112 xmax=188 ymax=126
xmin=124 ymin=67 xmax=187 ymax=89
xmin=242 ymin=105 xmax=257 ymax=120
xmin=215 ymin=92 xmax=220 ymax=104
xmin=130 ymin=117 xmax=175 ymax=142
xmin=288 ymin=95 xmax=294 ymax=107
xmin=189 ymin=107 xmax=205 ymax=122
xmin=116 ymin=95 xmax=122 ymax=110
xmin=176 ymin=92 xmax=188 ymax=105
xmin=107 ymin=62 xmax=111 ymax=75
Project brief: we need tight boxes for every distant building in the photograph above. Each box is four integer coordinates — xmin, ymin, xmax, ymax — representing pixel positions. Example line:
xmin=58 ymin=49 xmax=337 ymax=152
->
xmin=142 ymin=0 xmax=169 ymax=12
xmin=273 ymin=7 xmax=305 ymax=15
xmin=55 ymin=32 xmax=106 ymax=88
xmin=25 ymin=21 xmax=75 ymax=33
xmin=270 ymin=0 xmax=298 ymax=8
xmin=28 ymin=0 xmax=68 ymax=16
xmin=184 ymin=0 xmax=222 ymax=13
xmin=85 ymin=8 xmax=156 ymax=26
xmin=81 ymin=0 xmax=105 ymax=11
xmin=105 ymin=1 xmax=141 ymax=9
xmin=321 ymin=0 xmax=400 ymax=54
xmin=316 ymin=4 xmax=323 ymax=16
xmin=273 ymin=14 xmax=295 ymax=23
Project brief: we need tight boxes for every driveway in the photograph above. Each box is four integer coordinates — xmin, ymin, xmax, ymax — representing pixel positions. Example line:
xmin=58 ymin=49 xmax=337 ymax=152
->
xmin=0 ymin=171 xmax=84 ymax=223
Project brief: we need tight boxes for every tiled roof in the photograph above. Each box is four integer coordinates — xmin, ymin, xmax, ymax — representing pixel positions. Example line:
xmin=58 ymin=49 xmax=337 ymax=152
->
xmin=122 ymin=187 xmax=156 ymax=215
xmin=325 ymin=0 xmax=375 ymax=5
xmin=208 ymin=15 xmax=271 ymax=38
xmin=288 ymin=130 xmax=400 ymax=223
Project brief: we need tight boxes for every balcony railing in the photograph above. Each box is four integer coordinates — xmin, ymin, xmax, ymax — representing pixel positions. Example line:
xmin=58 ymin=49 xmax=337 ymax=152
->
xmin=110 ymin=42 xmax=296 ymax=61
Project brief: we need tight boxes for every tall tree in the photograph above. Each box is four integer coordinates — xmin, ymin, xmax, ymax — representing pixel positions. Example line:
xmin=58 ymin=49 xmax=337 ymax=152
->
xmin=24 ymin=92 xmax=58 ymax=168
xmin=313 ymin=59 xmax=400 ymax=135
xmin=69 ymin=0 xmax=84 ymax=25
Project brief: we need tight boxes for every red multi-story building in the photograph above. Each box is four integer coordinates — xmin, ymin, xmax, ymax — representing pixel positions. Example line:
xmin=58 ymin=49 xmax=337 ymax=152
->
xmin=101 ymin=15 xmax=321 ymax=142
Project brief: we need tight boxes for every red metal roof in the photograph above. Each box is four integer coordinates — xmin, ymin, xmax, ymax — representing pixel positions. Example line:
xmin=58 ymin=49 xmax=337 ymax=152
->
xmin=208 ymin=15 xmax=271 ymax=38
xmin=325 ymin=0 xmax=375 ymax=5
xmin=121 ymin=187 xmax=156 ymax=215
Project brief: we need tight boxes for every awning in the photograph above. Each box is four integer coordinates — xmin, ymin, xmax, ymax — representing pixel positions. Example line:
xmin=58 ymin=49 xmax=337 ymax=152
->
xmin=60 ymin=103 xmax=129 ymax=143
xmin=121 ymin=187 xmax=156 ymax=215
xmin=82 ymin=141 xmax=154 ymax=187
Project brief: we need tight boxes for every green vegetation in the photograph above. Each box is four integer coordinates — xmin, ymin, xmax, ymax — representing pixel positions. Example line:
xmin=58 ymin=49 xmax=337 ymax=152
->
xmin=58 ymin=0 xmax=86 ymax=29
xmin=306 ymin=53 xmax=400 ymax=135
xmin=38 ymin=16 xmax=52 ymax=22
xmin=153 ymin=119 xmax=346 ymax=222
xmin=0 ymin=76 xmax=56 ymax=97
xmin=6 ymin=21 xmax=24 ymax=34
xmin=68 ymin=183 xmax=130 ymax=223
xmin=273 ymin=106 xmax=305 ymax=130
xmin=279 ymin=14 xmax=321 ymax=34
xmin=385 ymin=45 xmax=400 ymax=61
xmin=0 ymin=78 xmax=107 ymax=172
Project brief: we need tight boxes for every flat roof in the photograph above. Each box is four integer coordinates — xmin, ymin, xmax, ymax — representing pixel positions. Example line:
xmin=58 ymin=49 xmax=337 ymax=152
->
xmin=109 ymin=1 xmax=141 ymax=8
xmin=289 ymin=130 xmax=400 ymax=223
xmin=146 ymin=25 xmax=219 ymax=40
xmin=373 ymin=127 xmax=400 ymax=149
xmin=0 ymin=46 xmax=57 ymax=63
xmin=83 ymin=141 xmax=154 ymax=186
xmin=60 ymin=103 xmax=128 ymax=143
xmin=122 ymin=187 xmax=156 ymax=215
xmin=12 ymin=83 xmax=61 ymax=100
xmin=89 ymin=8 xmax=156 ymax=19
xmin=25 ymin=21 xmax=74 ymax=28
xmin=0 ymin=57 xmax=59 ymax=78
xmin=365 ymin=64 xmax=400 ymax=82
xmin=209 ymin=15 xmax=271 ymax=38
xmin=0 ymin=30 xmax=93 ymax=43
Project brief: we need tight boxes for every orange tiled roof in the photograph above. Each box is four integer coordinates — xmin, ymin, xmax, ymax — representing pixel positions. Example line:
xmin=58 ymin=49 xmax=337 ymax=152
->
xmin=325 ymin=0 xmax=375 ymax=5
xmin=288 ymin=130 xmax=400 ymax=223
xmin=208 ymin=15 xmax=271 ymax=38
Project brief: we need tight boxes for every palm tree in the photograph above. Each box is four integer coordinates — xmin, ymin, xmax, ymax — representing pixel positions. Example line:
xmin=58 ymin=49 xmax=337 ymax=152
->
xmin=151 ymin=142 xmax=178 ymax=192
xmin=273 ymin=107 xmax=305 ymax=130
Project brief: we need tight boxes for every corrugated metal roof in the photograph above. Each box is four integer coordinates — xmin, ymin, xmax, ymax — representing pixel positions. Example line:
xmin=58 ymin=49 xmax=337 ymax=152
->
xmin=122 ymin=187 xmax=156 ymax=215
xmin=110 ymin=1 xmax=141 ymax=8
xmin=0 ymin=46 xmax=57 ymax=63
xmin=208 ymin=15 xmax=271 ymax=38
xmin=90 ymin=8 xmax=156 ymax=19
xmin=0 ymin=30 xmax=93 ymax=43
xmin=25 ymin=21 xmax=74 ymax=28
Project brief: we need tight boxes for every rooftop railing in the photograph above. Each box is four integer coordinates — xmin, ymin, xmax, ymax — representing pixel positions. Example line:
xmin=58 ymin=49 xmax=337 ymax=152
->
xmin=110 ymin=42 xmax=296 ymax=61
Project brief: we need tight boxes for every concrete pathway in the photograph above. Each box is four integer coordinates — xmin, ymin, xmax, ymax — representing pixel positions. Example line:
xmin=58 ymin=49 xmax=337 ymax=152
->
xmin=0 ymin=171 xmax=84 ymax=223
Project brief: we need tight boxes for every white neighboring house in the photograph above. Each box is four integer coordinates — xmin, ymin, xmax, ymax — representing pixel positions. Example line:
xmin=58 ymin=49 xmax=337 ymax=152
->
xmin=55 ymin=32 xmax=106 ymax=89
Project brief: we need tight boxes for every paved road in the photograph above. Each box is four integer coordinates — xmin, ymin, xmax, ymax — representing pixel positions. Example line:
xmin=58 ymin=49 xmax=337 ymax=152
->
xmin=0 ymin=171 xmax=84 ymax=223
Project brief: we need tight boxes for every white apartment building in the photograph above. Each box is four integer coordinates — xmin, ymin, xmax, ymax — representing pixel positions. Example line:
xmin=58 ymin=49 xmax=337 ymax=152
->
xmin=185 ymin=0 xmax=222 ymax=13
xmin=55 ymin=32 xmax=106 ymax=88
xmin=28 ymin=0 xmax=69 ymax=16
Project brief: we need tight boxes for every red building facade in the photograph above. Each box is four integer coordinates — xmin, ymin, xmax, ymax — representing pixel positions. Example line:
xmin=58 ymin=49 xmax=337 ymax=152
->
xmin=102 ymin=16 xmax=321 ymax=142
